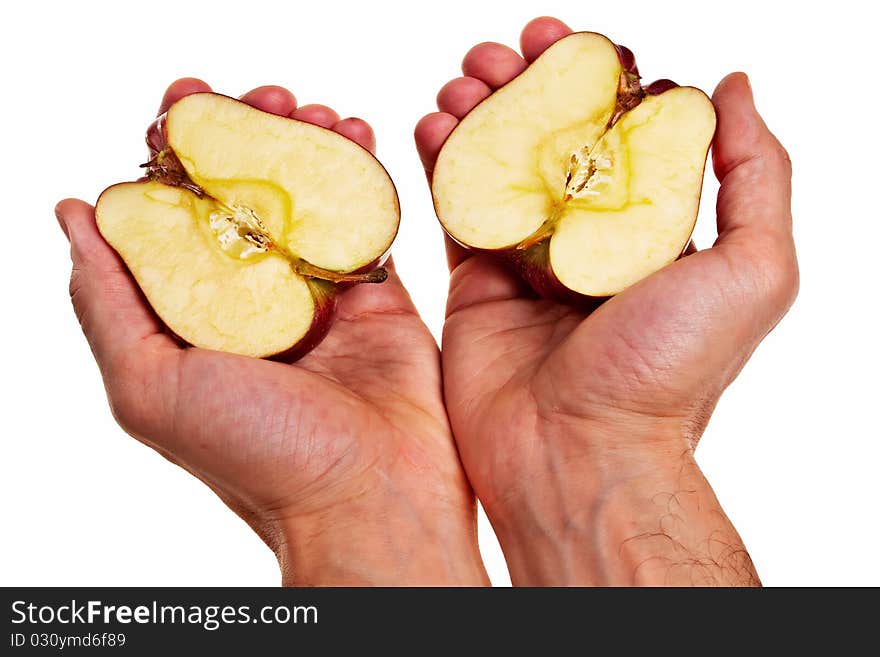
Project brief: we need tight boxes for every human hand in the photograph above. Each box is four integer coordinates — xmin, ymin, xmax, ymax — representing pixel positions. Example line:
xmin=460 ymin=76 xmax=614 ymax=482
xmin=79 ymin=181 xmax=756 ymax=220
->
xmin=415 ymin=17 xmax=797 ymax=585
xmin=58 ymin=79 xmax=488 ymax=586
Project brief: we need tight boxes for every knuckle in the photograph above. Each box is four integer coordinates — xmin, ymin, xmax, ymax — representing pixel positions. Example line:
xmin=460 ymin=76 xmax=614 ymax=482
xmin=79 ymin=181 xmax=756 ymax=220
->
xmin=104 ymin=354 xmax=151 ymax=436
xmin=779 ymin=255 xmax=800 ymax=305
xmin=107 ymin=389 xmax=137 ymax=435
xmin=769 ymin=138 xmax=792 ymax=173
xmin=68 ymin=267 xmax=89 ymax=329
xmin=756 ymin=241 xmax=800 ymax=308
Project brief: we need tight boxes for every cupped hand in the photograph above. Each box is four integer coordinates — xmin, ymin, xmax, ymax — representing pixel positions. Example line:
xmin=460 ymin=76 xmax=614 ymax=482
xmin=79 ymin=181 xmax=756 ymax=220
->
xmin=58 ymin=79 xmax=487 ymax=586
xmin=415 ymin=17 xmax=797 ymax=585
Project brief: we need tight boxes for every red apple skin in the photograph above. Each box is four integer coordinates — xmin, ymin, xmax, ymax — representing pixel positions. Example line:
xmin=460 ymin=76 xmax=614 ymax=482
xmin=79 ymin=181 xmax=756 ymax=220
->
xmin=432 ymin=35 xmax=710 ymax=308
xmin=102 ymin=92 xmax=399 ymax=361
xmin=615 ymin=44 xmax=639 ymax=76
xmin=146 ymin=114 xmax=166 ymax=156
xmin=503 ymin=240 xmax=604 ymax=311
xmin=645 ymin=78 xmax=679 ymax=95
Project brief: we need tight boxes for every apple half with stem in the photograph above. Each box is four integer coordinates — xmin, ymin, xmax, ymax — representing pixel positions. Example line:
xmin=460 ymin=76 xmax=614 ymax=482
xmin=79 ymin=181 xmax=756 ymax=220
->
xmin=96 ymin=93 xmax=400 ymax=359
xmin=431 ymin=32 xmax=716 ymax=305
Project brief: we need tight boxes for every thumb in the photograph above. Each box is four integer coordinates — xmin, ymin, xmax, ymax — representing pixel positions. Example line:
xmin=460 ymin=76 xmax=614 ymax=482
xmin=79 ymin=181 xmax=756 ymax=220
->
xmin=709 ymin=72 xmax=798 ymax=315
xmin=711 ymin=72 xmax=793 ymax=243
xmin=55 ymin=198 xmax=175 ymax=370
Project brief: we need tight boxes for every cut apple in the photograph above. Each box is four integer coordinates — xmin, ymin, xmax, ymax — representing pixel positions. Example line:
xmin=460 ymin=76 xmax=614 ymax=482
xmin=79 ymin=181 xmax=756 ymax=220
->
xmin=431 ymin=32 xmax=716 ymax=301
xmin=96 ymin=93 xmax=399 ymax=359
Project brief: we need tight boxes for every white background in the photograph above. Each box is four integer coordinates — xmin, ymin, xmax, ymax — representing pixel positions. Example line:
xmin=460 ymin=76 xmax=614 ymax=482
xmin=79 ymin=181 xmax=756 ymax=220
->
xmin=1 ymin=0 xmax=877 ymax=586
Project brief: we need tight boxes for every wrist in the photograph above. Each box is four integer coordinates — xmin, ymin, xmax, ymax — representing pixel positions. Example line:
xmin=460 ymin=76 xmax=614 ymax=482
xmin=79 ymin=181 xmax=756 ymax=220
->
xmin=276 ymin=487 xmax=489 ymax=586
xmin=484 ymin=421 xmax=758 ymax=586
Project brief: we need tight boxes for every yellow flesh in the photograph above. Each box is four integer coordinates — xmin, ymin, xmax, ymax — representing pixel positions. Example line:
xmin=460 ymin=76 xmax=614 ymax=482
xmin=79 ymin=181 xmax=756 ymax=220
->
xmin=432 ymin=32 xmax=716 ymax=297
xmin=433 ymin=33 xmax=620 ymax=250
xmin=97 ymin=182 xmax=314 ymax=357
xmin=552 ymin=88 xmax=716 ymax=295
xmin=167 ymin=93 xmax=399 ymax=272
xmin=96 ymin=93 xmax=399 ymax=357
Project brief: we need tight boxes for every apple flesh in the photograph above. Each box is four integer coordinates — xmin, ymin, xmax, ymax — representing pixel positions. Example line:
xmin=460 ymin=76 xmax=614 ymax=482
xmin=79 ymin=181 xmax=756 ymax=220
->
xmin=431 ymin=32 xmax=716 ymax=303
xmin=96 ymin=93 xmax=399 ymax=359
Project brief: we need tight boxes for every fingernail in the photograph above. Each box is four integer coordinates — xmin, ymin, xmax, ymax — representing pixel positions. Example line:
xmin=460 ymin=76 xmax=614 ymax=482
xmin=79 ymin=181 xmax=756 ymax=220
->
xmin=54 ymin=201 xmax=70 ymax=241
xmin=730 ymin=72 xmax=756 ymax=112
xmin=741 ymin=73 xmax=755 ymax=106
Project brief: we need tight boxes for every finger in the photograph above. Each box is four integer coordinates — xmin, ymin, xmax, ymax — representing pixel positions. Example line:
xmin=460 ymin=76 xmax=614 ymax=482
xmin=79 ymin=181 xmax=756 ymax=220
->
xmin=414 ymin=112 xmax=458 ymax=176
xmin=334 ymin=256 xmax=421 ymax=320
xmin=520 ymin=16 xmax=573 ymax=62
xmin=437 ymin=76 xmax=492 ymax=118
xmin=158 ymin=78 xmax=211 ymax=115
xmin=444 ymin=235 xmax=471 ymax=271
xmin=462 ymin=42 xmax=527 ymax=89
xmin=682 ymin=240 xmax=698 ymax=256
xmin=712 ymin=73 xmax=793 ymax=242
xmin=332 ymin=117 xmax=376 ymax=153
xmin=414 ymin=114 xmax=472 ymax=269
xmin=290 ymin=104 xmax=340 ymax=128
xmin=446 ymin=255 xmax=528 ymax=318
xmin=239 ymin=85 xmax=297 ymax=116
xmin=55 ymin=199 xmax=178 ymax=370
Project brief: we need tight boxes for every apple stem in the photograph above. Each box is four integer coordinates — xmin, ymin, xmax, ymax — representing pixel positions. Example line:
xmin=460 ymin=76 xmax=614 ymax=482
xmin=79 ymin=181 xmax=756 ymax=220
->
xmin=516 ymin=219 xmax=556 ymax=250
xmin=516 ymin=201 xmax=569 ymax=250
xmin=290 ymin=257 xmax=388 ymax=285
xmin=141 ymin=150 xmax=205 ymax=198
xmin=607 ymin=70 xmax=645 ymax=129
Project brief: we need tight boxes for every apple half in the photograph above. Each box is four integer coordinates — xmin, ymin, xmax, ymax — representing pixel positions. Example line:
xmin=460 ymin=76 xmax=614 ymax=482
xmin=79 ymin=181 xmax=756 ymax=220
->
xmin=96 ymin=93 xmax=399 ymax=359
xmin=431 ymin=32 xmax=716 ymax=303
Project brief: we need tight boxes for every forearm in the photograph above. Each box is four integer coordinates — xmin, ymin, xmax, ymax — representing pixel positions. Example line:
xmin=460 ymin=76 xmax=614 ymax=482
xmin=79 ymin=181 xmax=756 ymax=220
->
xmin=486 ymin=429 xmax=759 ymax=586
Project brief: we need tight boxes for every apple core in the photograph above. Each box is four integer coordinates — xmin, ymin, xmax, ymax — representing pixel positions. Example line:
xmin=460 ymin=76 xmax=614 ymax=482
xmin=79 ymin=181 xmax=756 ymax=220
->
xmin=208 ymin=203 xmax=272 ymax=260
